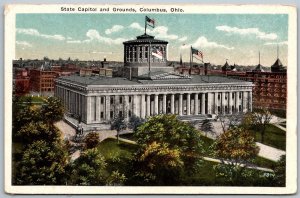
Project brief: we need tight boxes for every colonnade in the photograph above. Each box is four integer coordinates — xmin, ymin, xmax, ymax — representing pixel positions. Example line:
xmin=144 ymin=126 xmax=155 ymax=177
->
xmin=55 ymin=86 xmax=252 ymax=124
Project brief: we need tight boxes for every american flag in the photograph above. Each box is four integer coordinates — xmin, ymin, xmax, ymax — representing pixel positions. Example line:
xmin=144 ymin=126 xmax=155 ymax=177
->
xmin=152 ymin=48 xmax=163 ymax=59
xmin=146 ymin=16 xmax=155 ymax=28
xmin=191 ymin=47 xmax=203 ymax=60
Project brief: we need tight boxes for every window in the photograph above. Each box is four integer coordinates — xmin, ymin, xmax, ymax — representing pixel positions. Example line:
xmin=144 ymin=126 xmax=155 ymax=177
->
xmin=129 ymin=96 xmax=132 ymax=103
xmin=110 ymin=97 xmax=114 ymax=104
xmin=239 ymin=93 xmax=242 ymax=99
xmin=129 ymin=110 xmax=132 ymax=117
xmin=119 ymin=111 xmax=123 ymax=117
xmin=110 ymin=111 xmax=113 ymax=118
xmin=119 ymin=97 xmax=123 ymax=104
xmin=101 ymin=97 xmax=104 ymax=104
xmin=101 ymin=112 xmax=104 ymax=119
xmin=218 ymin=94 xmax=221 ymax=100
xmin=239 ymin=105 xmax=242 ymax=112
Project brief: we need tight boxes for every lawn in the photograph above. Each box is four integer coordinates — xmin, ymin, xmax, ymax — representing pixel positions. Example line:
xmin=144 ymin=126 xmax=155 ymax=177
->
xmin=97 ymin=138 xmax=137 ymax=160
xmin=251 ymin=124 xmax=286 ymax=150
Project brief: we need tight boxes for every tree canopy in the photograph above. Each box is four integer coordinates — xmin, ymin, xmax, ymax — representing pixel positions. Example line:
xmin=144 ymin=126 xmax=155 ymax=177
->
xmin=131 ymin=114 xmax=204 ymax=185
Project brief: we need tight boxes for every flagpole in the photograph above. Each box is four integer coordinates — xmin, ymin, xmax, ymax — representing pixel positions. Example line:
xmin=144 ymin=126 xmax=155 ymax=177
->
xmin=190 ymin=46 xmax=192 ymax=69
xmin=145 ymin=16 xmax=147 ymax=35
xmin=148 ymin=41 xmax=151 ymax=76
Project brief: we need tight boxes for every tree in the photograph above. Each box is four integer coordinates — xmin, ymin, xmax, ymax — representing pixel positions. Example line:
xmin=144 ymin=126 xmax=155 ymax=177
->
xmin=130 ymin=114 xmax=204 ymax=185
xmin=274 ymin=155 xmax=286 ymax=186
xmin=213 ymin=127 xmax=259 ymax=185
xmin=40 ymin=97 xmax=65 ymax=124
xmin=251 ymin=107 xmax=273 ymax=143
xmin=69 ymin=148 xmax=107 ymax=185
xmin=128 ymin=114 xmax=145 ymax=132
xmin=218 ymin=113 xmax=244 ymax=133
xmin=16 ymin=140 xmax=69 ymax=185
xmin=84 ymin=132 xmax=100 ymax=149
xmin=16 ymin=121 xmax=60 ymax=145
xmin=111 ymin=116 xmax=127 ymax=143
xmin=199 ymin=119 xmax=215 ymax=137
xmin=106 ymin=170 xmax=127 ymax=186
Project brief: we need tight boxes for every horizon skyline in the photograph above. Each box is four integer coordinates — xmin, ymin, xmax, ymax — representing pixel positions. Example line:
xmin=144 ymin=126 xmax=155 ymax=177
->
xmin=16 ymin=13 xmax=288 ymax=67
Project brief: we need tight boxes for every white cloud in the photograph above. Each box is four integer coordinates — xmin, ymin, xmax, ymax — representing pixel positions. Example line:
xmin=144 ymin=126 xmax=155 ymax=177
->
xmin=16 ymin=28 xmax=65 ymax=41
xmin=179 ymin=36 xmax=187 ymax=42
xmin=129 ymin=22 xmax=180 ymax=40
xmin=264 ymin=41 xmax=288 ymax=45
xmin=105 ymin=25 xmax=124 ymax=35
xmin=216 ymin=25 xmax=278 ymax=40
xmin=16 ymin=41 xmax=32 ymax=47
xmin=192 ymin=36 xmax=234 ymax=50
xmin=67 ymin=40 xmax=82 ymax=44
xmin=129 ymin=22 xmax=144 ymax=31
xmin=84 ymin=29 xmax=127 ymax=44
xmin=67 ymin=37 xmax=72 ymax=40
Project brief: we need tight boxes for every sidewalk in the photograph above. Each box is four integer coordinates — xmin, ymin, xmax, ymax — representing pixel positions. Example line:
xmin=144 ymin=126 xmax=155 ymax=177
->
xmin=256 ymin=142 xmax=286 ymax=161
xmin=203 ymin=157 xmax=274 ymax=172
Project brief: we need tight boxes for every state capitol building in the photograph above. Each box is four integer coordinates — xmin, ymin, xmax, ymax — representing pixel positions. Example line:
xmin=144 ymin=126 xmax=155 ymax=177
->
xmin=54 ymin=33 xmax=253 ymax=129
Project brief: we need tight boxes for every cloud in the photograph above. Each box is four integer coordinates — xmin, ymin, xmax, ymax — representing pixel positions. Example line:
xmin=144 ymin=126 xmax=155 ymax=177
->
xmin=216 ymin=25 xmax=278 ymax=40
xmin=105 ymin=25 xmax=124 ymax=34
xmin=67 ymin=40 xmax=82 ymax=44
xmin=16 ymin=41 xmax=32 ymax=47
xmin=129 ymin=22 xmax=180 ymax=40
xmin=179 ymin=36 xmax=187 ymax=42
xmin=84 ymin=29 xmax=127 ymax=44
xmin=129 ymin=22 xmax=144 ymax=31
xmin=16 ymin=28 xmax=65 ymax=40
xmin=264 ymin=41 xmax=288 ymax=45
xmin=192 ymin=36 xmax=234 ymax=50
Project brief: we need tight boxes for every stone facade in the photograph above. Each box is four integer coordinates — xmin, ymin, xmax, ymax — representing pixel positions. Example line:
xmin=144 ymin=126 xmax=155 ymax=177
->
xmin=54 ymin=33 xmax=253 ymax=127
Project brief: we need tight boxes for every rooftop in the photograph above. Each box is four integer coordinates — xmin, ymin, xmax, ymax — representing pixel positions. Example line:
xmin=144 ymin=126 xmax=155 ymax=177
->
xmin=57 ymin=73 xmax=250 ymax=87
xmin=123 ymin=33 xmax=168 ymax=44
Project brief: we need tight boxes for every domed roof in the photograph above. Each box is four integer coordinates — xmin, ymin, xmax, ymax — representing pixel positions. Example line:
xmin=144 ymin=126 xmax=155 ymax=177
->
xmin=123 ymin=33 xmax=168 ymax=44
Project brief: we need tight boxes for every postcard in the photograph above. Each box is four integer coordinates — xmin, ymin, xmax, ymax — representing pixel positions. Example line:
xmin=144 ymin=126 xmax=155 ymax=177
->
xmin=4 ymin=4 xmax=297 ymax=194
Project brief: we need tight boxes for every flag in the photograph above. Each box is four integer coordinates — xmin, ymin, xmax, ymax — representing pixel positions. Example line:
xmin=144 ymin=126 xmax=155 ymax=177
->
xmin=146 ymin=16 xmax=155 ymax=28
xmin=191 ymin=47 xmax=203 ymax=60
xmin=152 ymin=47 xmax=163 ymax=59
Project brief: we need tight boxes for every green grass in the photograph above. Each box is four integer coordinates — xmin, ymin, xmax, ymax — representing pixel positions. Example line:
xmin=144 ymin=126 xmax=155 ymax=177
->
xmin=97 ymin=138 xmax=137 ymax=160
xmin=251 ymin=124 xmax=286 ymax=150
xmin=119 ymin=133 xmax=138 ymax=141
xmin=253 ymin=156 xmax=277 ymax=169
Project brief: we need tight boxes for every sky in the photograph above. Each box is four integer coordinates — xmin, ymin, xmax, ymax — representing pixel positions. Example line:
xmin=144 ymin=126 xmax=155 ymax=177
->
xmin=16 ymin=13 xmax=288 ymax=66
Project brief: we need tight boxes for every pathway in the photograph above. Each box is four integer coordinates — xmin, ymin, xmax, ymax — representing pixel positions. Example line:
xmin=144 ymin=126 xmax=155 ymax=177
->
xmin=203 ymin=157 xmax=274 ymax=172
xmin=256 ymin=142 xmax=286 ymax=161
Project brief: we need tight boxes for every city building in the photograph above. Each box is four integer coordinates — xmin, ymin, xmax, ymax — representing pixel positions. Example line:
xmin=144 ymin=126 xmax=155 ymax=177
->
xmin=54 ymin=33 xmax=253 ymax=129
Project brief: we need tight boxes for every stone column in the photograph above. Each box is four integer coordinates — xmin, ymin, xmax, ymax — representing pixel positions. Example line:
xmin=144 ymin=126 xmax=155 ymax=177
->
xmin=214 ymin=92 xmax=218 ymax=114
xmin=207 ymin=93 xmax=212 ymax=114
xmin=221 ymin=92 xmax=226 ymax=114
xmin=96 ymin=96 xmax=100 ymax=121
xmin=243 ymin=91 xmax=248 ymax=113
xmin=133 ymin=95 xmax=140 ymax=117
xmin=194 ymin=93 xmax=199 ymax=115
xmin=87 ymin=96 xmax=92 ymax=123
xmin=105 ymin=95 xmax=111 ymax=121
xmin=154 ymin=94 xmax=159 ymax=115
xmin=124 ymin=95 xmax=129 ymax=121
xmin=228 ymin=92 xmax=233 ymax=114
xmin=163 ymin=94 xmax=167 ymax=114
xmin=235 ymin=92 xmax=239 ymax=113
xmin=249 ymin=91 xmax=253 ymax=112
xmin=171 ymin=94 xmax=175 ymax=114
xmin=187 ymin=93 xmax=191 ymax=115
xmin=141 ymin=94 xmax=146 ymax=119
xmin=179 ymin=94 xmax=183 ymax=116
xmin=146 ymin=94 xmax=151 ymax=117
xmin=201 ymin=93 xmax=205 ymax=114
